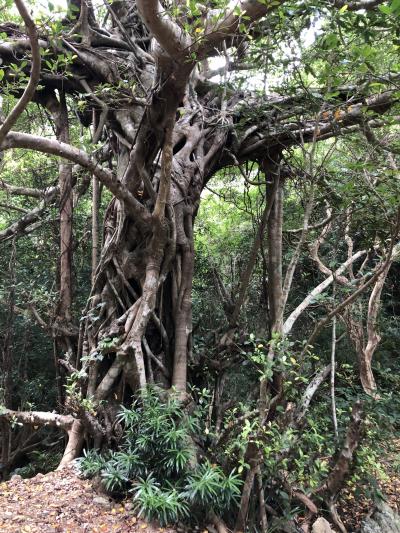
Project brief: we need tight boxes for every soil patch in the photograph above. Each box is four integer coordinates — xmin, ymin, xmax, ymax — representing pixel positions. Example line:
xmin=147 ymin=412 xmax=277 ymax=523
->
xmin=0 ymin=464 xmax=174 ymax=533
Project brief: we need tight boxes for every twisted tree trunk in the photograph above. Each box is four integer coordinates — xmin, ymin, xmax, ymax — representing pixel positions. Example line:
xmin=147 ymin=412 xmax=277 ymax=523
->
xmin=0 ymin=0 xmax=397 ymax=471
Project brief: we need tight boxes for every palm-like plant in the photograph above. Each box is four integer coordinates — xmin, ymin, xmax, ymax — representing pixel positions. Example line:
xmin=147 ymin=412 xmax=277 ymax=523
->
xmin=79 ymin=387 xmax=242 ymax=525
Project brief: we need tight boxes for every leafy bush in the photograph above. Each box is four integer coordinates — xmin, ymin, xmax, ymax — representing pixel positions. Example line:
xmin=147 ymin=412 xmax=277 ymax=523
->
xmin=79 ymin=387 xmax=242 ymax=526
xmin=132 ymin=475 xmax=189 ymax=525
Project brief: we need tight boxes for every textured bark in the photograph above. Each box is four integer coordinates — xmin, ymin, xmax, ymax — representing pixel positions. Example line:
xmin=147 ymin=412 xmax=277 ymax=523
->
xmin=43 ymin=92 xmax=75 ymax=408
xmin=359 ymin=262 xmax=391 ymax=395
xmin=336 ymin=254 xmax=395 ymax=397
xmin=235 ymin=462 xmax=258 ymax=532
xmin=236 ymin=157 xmax=284 ymax=528
xmin=258 ymin=158 xmax=284 ymax=422
xmin=54 ymin=94 xmax=73 ymax=325
xmin=0 ymin=0 xmax=41 ymax=144
xmin=172 ymin=242 xmax=194 ymax=392
xmin=281 ymin=186 xmax=315 ymax=313
xmin=331 ymin=309 xmax=339 ymax=439
xmin=0 ymin=408 xmax=75 ymax=429
xmin=267 ymin=168 xmax=284 ymax=331
xmin=58 ymin=420 xmax=85 ymax=468
xmin=256 ymin=466 xmax=268 ymax=532
xmin=91 ymin=176 xmax=100 ymax=283
xmin=294 ymin=365 xmax=332 ymax=424
xmin=0 ymin=187 xmax=59 ymax=242
xmin=301 ymin=242 xmax=398 ymax=361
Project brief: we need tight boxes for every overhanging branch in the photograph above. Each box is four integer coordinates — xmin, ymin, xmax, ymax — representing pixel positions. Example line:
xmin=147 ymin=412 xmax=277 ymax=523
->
xmin=0 ymin=408 xmax=75 ymax=430
xmin=0 ymin=186 xmax=58 ymax=242
xmin=1 ymin=131 xmax=151 ymax=227
xmin=0 ymin=0 xmax=41 ymax=144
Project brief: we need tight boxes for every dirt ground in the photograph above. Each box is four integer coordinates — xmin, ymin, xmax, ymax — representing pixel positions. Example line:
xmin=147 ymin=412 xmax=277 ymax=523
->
xmin=338 ymin=438 xmax=400 ymax=531
xmin=1 ymin=448 xmax=400 ymax=533
xmin=0 ymin=464 xmax=175 ymax=533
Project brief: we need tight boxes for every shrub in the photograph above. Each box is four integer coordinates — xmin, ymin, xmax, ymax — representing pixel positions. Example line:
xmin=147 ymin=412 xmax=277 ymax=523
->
xmin=79 ymin=387 xmax=242 ymax=526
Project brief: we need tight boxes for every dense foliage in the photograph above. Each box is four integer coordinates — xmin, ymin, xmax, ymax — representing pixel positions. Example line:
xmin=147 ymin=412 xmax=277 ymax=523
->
xmin=79 ymin=388 xmax=242 ymax=526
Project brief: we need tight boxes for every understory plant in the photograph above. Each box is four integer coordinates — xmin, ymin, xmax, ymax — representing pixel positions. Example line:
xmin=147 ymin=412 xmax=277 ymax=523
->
xmin=79 ymin=387 xmax=242 ymax=526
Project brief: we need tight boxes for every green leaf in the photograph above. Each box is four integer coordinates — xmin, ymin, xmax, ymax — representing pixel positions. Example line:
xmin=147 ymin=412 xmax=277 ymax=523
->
xmin=390 ymin=0 xmax=400 ymax=13
xmin=378 ymin=4 xmax=392 ymax=13
xmin=323 ymin=33 xmax=339 ymax=49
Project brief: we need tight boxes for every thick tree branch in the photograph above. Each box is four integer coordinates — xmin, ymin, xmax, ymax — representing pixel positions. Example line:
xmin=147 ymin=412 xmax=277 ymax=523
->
xmin=0 ymin=0 xmax=41 ymax=144
xmin=237 ymin=91 xmax=399 ymax=156
xmin=1 ymin=131 xmax=151 ymax=227
xmin=0 ymin=408 xmax=75 ymax=430
xmin=199 ymin=0 xmax=281 ymax=56
xmin=301 ymin=237 xmax=399 ymax=358
xmin=0 ymin=186 xmax=58 ymax=242
xmin=283 ymin=250 xmax=366 ymax=335
xmin=136 ymin=0 xmax=192 ymax=59
xmin=318 ymin=401 xmax=364 ymax=497
xmin=294 ymin=365 xmax=332 ymax=424
xmin=0 ymin=181 xmax=57 ymax=198
xmin=205 ymin=62 xmax=254 ymax=79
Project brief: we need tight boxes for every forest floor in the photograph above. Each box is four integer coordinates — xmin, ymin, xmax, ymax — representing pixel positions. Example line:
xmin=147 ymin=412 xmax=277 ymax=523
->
xmin=0 ymin=442 xmax=400 ymax=533
xmin=0 ymin=463 xmax=175 ymax=533
xmin=338 ymin=438 xmax=400 ymax=531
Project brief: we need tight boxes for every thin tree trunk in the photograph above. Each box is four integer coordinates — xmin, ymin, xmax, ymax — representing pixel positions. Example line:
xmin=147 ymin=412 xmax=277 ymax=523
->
xmin=281 ymin=185 xmax=315 ymax=312
xmin=44 ymin=91 xmax=74 ymax=362
xmin=229 ymin=176 xmax=279 ymax=327
xmin=57 ymin=93 xmax=73 ymax=326
xmin=172 ymin=226 xmax=194 ymax=393
xmin=92 ymin=176 xmax=100 ymax=283
xmin=331 ymin=289 xmax=339 ymax=439
xmin=318 ymin=401 xmax=364 ymax=497
xmin=236 ymin=157 xmax=283 ymax=530
xmin=360 ymin=262 xmax=391 ymax=395
xmin=44 ymin=91 xmax=74 ymax=410
xmin=256 ymin=466 xmax=268 ymax=532
xmin=58 ymin=419 xmax=85 ymax=468
xmin=259 ymin=160 xmax=284 ymax=421
xmin=235 ymin=465 xmax=257 ymax=532
xmin=0 ymin=239 xmax=16 ymax=478
xmin=266 ymin=168 xmax=284 ymax=331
